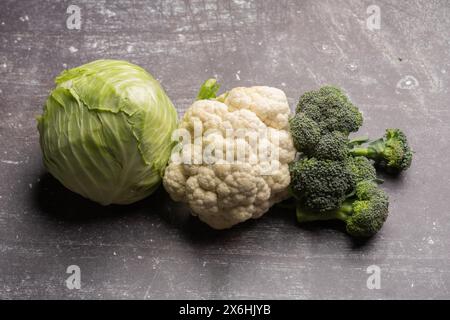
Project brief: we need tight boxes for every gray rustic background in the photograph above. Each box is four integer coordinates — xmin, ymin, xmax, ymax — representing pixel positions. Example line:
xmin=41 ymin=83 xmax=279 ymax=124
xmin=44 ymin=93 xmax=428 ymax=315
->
xmin=1 ymin=0 xmax=449 ymax=299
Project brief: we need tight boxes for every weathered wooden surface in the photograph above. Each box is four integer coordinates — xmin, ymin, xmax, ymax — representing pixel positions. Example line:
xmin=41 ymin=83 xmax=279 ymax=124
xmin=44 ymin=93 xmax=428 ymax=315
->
xmin=0 ymin=0 xmax=449 ymax=299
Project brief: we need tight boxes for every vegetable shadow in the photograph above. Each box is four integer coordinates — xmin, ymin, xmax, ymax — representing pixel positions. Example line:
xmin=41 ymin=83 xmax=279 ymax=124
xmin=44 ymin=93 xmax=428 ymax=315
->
xmin=33 ymin=173 xmax=382 ymax=248
xmin=159 ymin=197 xmax=269 ymax=246
xmin=295 ymin=220 xmax=374 ymax=249
xmin=160 ymin=198 xmax=377 ymax=249
xmin=160 ymin=201 xmax=261 ymax=245
xmin=272 ymin=200 xmax=375 ymax=249
xmin=32 ymin=172 xmax=165 ymax=223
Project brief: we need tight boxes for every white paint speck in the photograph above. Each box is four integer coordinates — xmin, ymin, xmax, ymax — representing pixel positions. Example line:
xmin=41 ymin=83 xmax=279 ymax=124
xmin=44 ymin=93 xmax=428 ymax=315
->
xmin=19 ymin=15 xmax=29 ymax=22
xmin=202 ymin=261 xmax=207 ymax=267
xmin=1 ymin=22 xmax=5 ymax=26
xmin=281 ymin=82 xmax=286 ymax=87
xmin=1 ymin=160 xmax=20 ymax=165
xmin=235 ymin=73 xmax=240 ymax=80
xmin=69 ymin=46 xmax=78 ymax=53
xmin=100 ymin=7 xmax=116 ymax=18
xmin=425 ymin=236 xmax=434 ymax=245
xmin=126 ymin=45 xmax=133 ymax=53
xmin=258 ymin=41 xmax=262 ymax=46
xmin=92 ymin=42 xmax=98 ymax=48
xmin=29 ymin=183 xmax=32 ymax=189
xmin=347 ymin=63 xmax=358 ymax=71
xmin=396 ymin=75 xmax=419 ymax=90
xmin=113 ymin=251 xmax=117 ymax=256
xmin=3 ymin=63 xmax=6 ymax=68
xmin=62 ymin=63 xmax=67 ymax=68
xmin=441 ymin=69 xmax=446 ymax=74
xmin=137 ymin=255 xmax=143 ymax=260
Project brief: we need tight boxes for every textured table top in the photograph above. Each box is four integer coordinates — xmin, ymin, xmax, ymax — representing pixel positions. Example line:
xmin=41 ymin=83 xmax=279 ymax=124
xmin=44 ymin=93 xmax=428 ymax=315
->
xmin=1 ymin=0 xmax=449 ymax=299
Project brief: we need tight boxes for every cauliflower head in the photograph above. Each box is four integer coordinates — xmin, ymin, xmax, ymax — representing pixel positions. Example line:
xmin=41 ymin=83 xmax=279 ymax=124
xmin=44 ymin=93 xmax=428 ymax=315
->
xmin=163 ymin=85 xmax=296 ymax=229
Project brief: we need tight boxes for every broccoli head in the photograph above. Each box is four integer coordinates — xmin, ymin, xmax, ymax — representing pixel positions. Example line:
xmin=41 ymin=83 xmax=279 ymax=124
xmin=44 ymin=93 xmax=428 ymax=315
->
xmin=350 ymin=128 xmax=413 ymax=174
xmin=289 ymin=158 xmax=355 ymax=212
xmin=296 ymin=86 xmax=363 ymax=134
xmin=289 ymin=112 xmax=321 ymax=152
xmin=342 ymin=181 xmax=389 ymax=237
xmin=296 ymin=181 xmax=389 ymax=238
xmin=311 ymin=131 xmax=349 ymax=161
xmin=287 ymin=86 xmax=402 ymax=238
xmin=346 ymin=156 xmax=377 ymax=183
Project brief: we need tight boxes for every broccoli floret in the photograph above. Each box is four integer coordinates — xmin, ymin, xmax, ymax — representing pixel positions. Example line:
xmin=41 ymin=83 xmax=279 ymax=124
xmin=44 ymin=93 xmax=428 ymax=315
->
xmin=289 ymin=112 xmax=321 ymax=152
xmin=350 ymin=129 xmax=413 ymax=174
xmin=297 ymin=86 xmax=363 ymax=134
xmin=290 ymin=158 xmax=355 ymax=212
xmin=311 ymin=131 xmax=349 ymax=161
xmin=290 ymin=86 xmax=362 ymax=160
xmin=346 ymin=156 xmax=377 ymax=183
xmin=296 ymin=181 xmax=389 ymax=238
xmin=343 ymin=181 xmax=389 ymax=237
xmin=289 ymin=114 xmax=350 ymax=160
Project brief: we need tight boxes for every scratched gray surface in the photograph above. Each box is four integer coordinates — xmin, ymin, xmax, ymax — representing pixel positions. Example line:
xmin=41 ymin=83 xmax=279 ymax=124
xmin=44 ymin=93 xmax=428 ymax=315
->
xmin=0 ymin=0 xmax=449 ymax=300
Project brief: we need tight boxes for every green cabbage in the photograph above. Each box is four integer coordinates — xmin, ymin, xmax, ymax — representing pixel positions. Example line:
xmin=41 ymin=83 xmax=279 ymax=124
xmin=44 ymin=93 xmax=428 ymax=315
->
xmin=37 ymin=59 xmax=178 ymax=205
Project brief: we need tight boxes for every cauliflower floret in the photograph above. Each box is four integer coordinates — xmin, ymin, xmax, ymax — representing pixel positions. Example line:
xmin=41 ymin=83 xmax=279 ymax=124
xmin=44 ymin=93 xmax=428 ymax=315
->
xmin=224 ymin=86 xmax=291 ymax=130
xmin=163 ymin=86 xmax=296 ymax=229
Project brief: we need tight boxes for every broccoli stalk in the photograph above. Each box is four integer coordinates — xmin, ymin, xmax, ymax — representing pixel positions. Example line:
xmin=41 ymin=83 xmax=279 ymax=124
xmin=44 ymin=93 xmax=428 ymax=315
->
xmin=350 ymin=129 xmax=413 ymax=173
xmin=296 ymin=203 xmax=351 ymax=223
xmin=296 ymin=181 xmax=389 ymax=238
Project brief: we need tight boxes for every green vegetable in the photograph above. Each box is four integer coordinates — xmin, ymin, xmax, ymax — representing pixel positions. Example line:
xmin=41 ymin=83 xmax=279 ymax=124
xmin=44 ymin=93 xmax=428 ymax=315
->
xmin=346 ymin=156 xmax=377 ymax=184
xmin=196 ymin=78 xmax=220 ymax=100
xmin=311 ymin=131 xmax=349 ymax=161
xmin=289 ymin=158 xmax=355 ymax=212
xmin=37 ymin=59 xmax=178 ymax=205
xmin=296 ymin=86 xmax=363 ymax=134
xmin=290 ymin=86 xmax=363 ymax=160
xmin=289 ymin=112 xmax=321 ymax=152
xmin=296 ymin=181 xmax=389 ymax=238
xmin=288 ymin=85 xmax=395 ymax=237
xmin=350 ymin=129 xmax=413 ymax=174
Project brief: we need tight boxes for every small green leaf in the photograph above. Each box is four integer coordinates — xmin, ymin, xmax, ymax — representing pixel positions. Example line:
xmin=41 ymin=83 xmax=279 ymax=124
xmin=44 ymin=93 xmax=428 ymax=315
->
xmin=196 ymin=78 xmax=220 ymax=100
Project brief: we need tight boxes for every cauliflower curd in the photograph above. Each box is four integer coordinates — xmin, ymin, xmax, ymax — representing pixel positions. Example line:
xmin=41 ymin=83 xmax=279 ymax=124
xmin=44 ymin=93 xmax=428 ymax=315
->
xmin=163 ymin=83 xmax=296 ymax=229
